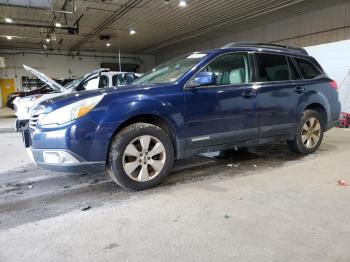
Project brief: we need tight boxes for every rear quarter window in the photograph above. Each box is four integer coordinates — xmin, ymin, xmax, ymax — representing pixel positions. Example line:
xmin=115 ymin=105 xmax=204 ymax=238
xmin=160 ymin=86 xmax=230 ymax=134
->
xmin=294 ymin=57 xmax=323 ymax=79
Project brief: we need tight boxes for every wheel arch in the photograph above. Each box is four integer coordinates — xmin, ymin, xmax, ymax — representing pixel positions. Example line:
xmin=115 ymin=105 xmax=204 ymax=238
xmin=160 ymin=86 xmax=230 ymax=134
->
xmin=304 ymin=103 xmax=328 ymax=130
xmin=297 ymin=91 xmax=331 ymax=131
xmin=106 ymin=114 xmax=179 ymax=164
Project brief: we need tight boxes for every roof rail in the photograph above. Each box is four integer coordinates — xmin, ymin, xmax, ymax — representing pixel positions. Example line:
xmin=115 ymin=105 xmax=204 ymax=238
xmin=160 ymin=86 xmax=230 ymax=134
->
xmin=221 ymin=41 xmax=308 ymax=55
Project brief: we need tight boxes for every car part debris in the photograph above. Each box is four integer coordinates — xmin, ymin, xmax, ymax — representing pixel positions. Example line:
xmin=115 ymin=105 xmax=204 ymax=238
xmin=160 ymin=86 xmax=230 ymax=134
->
xmin=80 ymin=205 xmax=91 ymax=211
xmin=338 ymin=180 xmax=348 ymax=186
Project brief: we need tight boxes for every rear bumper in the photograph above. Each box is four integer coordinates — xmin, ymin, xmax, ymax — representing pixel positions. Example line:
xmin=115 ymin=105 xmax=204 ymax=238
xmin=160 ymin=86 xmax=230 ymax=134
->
xmin=27 ymin=147 xmax=106 ymax=173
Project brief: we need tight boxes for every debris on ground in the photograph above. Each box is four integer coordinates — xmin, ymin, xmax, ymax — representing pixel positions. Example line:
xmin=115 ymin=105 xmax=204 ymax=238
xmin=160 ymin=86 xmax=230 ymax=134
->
xmin=253 ymin=164 xmax=258 ymax=168
xmin=174 ymin=216 xmax=180 ymax=222
xmin=28 ymin=185 xmax=33 ymax=189
xmin=63 ymin=186 xmax=71 ymax=189
xmin=80 ymin=205 xmax=91 ymax=211
xmin=104 ymin=243 xmax=120 ymax=250
xmin=224 ymin=214 xmax=231 ymax=219
xmin=227 ymin=163 xmax=238 ymax=168
xmin=338 ymin=180 xmax=348 ymax=186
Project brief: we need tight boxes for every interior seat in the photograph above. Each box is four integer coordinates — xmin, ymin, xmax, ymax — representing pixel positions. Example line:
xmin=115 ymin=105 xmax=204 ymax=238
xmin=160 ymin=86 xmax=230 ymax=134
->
xmin=229 ymin=68 xmax=244 ymax=84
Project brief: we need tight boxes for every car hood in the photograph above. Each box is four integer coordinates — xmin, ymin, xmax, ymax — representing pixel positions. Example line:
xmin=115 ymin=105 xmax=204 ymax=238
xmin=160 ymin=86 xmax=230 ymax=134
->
xmin=23 ymin=65 xmax=64 ymax=92
xmin=38 ymin=84 xmax=170 ymax=112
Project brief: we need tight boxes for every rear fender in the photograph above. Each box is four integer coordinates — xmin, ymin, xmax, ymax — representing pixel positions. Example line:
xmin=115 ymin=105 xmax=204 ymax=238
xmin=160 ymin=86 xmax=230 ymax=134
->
xmin=296 ymin=90 xmax=330 ymax=121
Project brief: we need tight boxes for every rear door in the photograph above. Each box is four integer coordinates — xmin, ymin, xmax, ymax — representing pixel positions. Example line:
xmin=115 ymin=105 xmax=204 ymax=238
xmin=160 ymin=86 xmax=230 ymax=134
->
xmin=185 ymin=52 xmax=258 ymax=148
xmin=254 ymin=52 xmax=302 ymax=137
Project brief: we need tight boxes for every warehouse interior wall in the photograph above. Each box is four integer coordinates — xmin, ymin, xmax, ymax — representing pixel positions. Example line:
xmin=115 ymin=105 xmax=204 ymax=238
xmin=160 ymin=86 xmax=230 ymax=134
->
xmin=155 ymin=2 xmax=350 ymax=63
xmin=306 ymin=39 xmax=350 ymax=113
xmin=0 ymin=51 xmax=156 ymax=91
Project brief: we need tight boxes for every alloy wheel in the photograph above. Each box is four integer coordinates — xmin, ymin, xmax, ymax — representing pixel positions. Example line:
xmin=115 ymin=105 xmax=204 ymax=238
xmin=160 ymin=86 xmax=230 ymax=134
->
xmin=301 ymin=117 xmax=321 ymax=149
xmin=122 ymin=135 xmax=166 ymax=182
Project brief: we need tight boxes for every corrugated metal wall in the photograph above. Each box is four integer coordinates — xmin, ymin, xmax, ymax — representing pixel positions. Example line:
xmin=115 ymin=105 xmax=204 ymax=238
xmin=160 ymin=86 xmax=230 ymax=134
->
xmin=156 ymin=2 xmax=350 ymax=63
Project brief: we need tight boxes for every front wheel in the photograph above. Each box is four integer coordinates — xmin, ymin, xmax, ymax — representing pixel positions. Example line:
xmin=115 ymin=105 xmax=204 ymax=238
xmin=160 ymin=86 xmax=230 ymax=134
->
xmin=107 ymin=123 xmax=174 ymax=190
xmin=288 ymin=109 xmax=324 ymax=154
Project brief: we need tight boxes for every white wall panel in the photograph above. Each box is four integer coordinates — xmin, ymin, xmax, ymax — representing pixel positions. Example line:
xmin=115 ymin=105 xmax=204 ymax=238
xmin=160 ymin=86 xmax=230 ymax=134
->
xmin=304 ymin=40 xmax=350 ymax=113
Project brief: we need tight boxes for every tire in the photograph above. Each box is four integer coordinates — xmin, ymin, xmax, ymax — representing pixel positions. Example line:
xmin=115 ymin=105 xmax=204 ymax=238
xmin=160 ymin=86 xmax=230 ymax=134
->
xmin=288 ymin=109 xmax=324 ymax=154
xmin=107 ymin=123 xmax=174 ymax=191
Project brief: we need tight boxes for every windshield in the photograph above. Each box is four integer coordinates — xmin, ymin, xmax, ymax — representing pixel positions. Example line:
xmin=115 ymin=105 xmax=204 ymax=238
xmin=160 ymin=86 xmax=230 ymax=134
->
xmin=133 ymin=53 xmax=207 ymax=85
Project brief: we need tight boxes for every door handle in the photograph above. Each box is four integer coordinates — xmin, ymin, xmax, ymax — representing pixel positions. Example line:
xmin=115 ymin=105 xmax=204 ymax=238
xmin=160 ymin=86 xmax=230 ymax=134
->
xmin=242 ymin=90 xmax=256 ymax=98
xmin=294 ymin=86 xmax=305 ymax=94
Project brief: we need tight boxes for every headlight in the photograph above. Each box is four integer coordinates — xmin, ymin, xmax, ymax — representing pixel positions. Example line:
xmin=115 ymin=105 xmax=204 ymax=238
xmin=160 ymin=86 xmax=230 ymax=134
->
xmin=39 ymin=95 xmax=103 ymax=126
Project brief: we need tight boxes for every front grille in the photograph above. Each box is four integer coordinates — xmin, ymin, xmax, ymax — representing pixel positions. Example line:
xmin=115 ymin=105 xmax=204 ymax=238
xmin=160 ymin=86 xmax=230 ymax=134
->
xmin=29 ymin=106 xmax=45 ymax=129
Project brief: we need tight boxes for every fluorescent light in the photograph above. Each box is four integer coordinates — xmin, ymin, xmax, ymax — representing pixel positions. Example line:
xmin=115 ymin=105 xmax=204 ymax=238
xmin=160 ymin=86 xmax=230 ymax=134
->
xmin=5 ymin=17 xmax=13 ymax=23
xmin=55 ymin=22 xmax=62 ymax=27
xmin=46 ymin=38 xmax=50 ymax=43
xmin=106 ymin=42 xmax=111 ymax=47
xmin=6 ymin=36 xmax=13 ymax=40
xmin=179 ymin=0 xmax=187 ymax=7
xmin=130 ymin=29 xmax=136 ymax=35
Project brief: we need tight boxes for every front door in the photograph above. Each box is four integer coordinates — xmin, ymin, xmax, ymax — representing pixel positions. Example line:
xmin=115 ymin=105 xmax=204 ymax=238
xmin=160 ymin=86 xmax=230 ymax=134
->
xmin=0 ymin=79 xmax=15 ymax=107
xmin=184 ymin=52 xmax=258 ymax=148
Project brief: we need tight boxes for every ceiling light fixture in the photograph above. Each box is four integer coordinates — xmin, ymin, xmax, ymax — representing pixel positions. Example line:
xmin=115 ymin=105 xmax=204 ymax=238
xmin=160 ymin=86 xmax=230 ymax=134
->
xmin=130 ymin=29 xmax=136 ymax=35
xmin=55 ymin=22 xmax=62 ymax=27
xmin=5 ymin=17 xmax=13 ymax=23
xmin=179 ymin=0 xmax=187 ymax=7
xmin=106 ymin=42 xmax=111 ymax=47
xmin=6 ymin=36 xmax=13 ymax=40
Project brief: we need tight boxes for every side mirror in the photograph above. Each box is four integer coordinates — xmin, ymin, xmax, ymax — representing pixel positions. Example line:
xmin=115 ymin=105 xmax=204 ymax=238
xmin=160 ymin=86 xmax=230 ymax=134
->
xmin=191 ymin=72 xmax=217 ymax=87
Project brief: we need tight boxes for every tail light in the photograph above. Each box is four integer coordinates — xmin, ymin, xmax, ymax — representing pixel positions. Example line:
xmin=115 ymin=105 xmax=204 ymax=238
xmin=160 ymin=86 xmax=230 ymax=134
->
xmin=329 ymin=80 xmax=338 ymax=91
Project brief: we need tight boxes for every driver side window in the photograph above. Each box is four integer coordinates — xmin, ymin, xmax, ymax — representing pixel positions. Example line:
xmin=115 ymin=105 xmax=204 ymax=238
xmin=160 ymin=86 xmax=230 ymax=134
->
xmin=202 ymin=52 xmax=251 ymax=85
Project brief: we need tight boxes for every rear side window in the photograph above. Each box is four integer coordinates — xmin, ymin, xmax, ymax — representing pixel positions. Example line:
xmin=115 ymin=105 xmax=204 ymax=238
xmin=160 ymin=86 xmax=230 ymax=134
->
xmin=288 ymin=57 xmax=300 ymax=80
xmin=294 ymin=57 xmax=323 ymax=79
xmin=255 ymin=53 xmax=290 ymax=82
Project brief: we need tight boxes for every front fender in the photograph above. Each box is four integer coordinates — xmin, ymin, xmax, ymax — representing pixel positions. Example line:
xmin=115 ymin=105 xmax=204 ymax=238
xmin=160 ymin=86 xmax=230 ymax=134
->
xmin=92 ymin=93 xmax=185 ymax=146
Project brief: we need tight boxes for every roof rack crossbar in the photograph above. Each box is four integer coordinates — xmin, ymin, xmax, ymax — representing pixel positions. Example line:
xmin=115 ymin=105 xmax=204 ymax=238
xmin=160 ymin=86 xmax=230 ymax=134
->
xmin=222 ymin=42 xmax=308 ymax=55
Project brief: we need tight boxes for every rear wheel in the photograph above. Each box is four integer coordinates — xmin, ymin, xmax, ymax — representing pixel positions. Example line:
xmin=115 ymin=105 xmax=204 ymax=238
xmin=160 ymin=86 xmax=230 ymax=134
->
xmin=107 ymin=123 xmax=174 ymax=190
xmin=288 ymin=109 xmax=324 ymax=154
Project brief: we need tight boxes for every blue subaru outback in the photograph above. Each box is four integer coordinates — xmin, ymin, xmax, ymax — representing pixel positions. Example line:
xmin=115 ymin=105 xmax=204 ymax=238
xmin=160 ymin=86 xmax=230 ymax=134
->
xmin=24 ymin=42 xmax=341 ymax=190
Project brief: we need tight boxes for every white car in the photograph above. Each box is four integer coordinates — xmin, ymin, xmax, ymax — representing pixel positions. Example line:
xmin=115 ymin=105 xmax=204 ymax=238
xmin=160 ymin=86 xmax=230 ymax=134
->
xmin=14 ymin=66 xmax=141 ymax=131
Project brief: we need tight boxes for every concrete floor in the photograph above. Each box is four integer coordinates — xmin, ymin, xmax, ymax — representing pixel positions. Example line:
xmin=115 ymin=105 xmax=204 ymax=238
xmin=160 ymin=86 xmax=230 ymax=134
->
xmin=0 ymin=114 xmax=350 ymax=262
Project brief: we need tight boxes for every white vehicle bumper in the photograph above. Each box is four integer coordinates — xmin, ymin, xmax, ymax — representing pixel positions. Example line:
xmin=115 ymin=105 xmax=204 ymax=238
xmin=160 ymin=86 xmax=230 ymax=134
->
xmin=15 ymin=106 xmax=31 ymax=120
